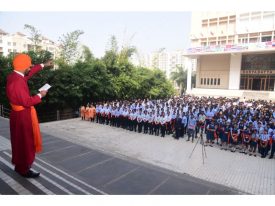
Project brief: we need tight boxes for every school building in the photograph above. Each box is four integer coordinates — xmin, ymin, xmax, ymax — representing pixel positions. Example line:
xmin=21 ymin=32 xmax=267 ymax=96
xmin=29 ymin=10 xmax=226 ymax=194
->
xmin=185 ymin=11 xmax=275 ymax=100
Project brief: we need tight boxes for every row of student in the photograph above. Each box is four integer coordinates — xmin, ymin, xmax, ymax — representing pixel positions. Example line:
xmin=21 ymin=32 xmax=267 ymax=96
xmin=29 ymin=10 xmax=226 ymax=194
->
xmin=79 ymin=95 xmax=275 ymax=159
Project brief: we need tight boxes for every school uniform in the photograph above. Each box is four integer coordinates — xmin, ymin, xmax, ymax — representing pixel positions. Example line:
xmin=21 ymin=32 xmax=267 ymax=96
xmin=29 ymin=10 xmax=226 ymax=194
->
xmin=260 ymin=133 xmax=269 ymax=158
xmin=269 ymin=133 xmax=275 ymax=159
xmin=187 ymin=116 xmax=196 ymax=142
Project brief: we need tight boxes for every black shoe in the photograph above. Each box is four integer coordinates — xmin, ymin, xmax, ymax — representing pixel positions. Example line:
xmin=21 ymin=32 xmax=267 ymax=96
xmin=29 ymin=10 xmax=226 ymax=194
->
xmin=269 ymin=156 xmax=273 ymax=159
xmin=22 ymin=169 xmax=40 ymax=178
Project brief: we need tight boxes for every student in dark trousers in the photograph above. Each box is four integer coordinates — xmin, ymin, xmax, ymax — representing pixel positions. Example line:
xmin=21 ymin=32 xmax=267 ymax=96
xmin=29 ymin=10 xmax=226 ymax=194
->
xmin=174 ymin=113 xmax=182 ymax=140
xmin=160 ymin=112 xmax=167 ymax=138
xmin=269 ymin=133 xmax=275 ymax=159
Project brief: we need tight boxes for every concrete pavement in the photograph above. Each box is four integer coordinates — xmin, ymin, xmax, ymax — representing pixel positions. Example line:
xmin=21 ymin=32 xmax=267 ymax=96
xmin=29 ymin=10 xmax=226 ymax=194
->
xmin=0 ymin=117 xmax=242 ymax=195
xmin=40 ymin=118 xmax=275 ymax=195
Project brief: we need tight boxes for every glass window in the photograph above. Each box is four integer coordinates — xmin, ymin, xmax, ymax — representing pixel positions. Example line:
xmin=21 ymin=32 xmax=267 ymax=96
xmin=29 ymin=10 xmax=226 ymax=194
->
xmin=13 ymin=42 xmax=16 ymax=46
xmin=214 ymin=78 xmax=217 ymax=85
xmin=262 ymin=36 xmax=271 ymax=42
xmin=201 ymin=78 xmax=203 ymax=85
xmin=211 ymin=78 xmax=213 ymax=85
xmin=217 ymin=78 xmax=220 ymax=85
xmin=204 ymin=78 xmax=206 ymax=85
xmin=207 ymin=78 xmax=210 ymax=85
xmin=8 ymin=42 xmax=11 ymax=46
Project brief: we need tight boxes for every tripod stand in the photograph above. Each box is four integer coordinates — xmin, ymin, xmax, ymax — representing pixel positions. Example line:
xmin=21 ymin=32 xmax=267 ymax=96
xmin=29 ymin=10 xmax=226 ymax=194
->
xmin=189 ymin=126 xmax=207 ymax=164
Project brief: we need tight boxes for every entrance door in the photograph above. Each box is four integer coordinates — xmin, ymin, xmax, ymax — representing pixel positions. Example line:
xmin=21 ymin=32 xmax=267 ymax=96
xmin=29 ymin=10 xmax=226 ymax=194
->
xmin=247 ymin=78 xmax=253 ymax=90
xmin=260 ymin=78 xmax=266 ymax=90
xmin=252 ymin=78 xmax=261 ymax=90
xmin=240 ymin=76 xmax=275 ymax=91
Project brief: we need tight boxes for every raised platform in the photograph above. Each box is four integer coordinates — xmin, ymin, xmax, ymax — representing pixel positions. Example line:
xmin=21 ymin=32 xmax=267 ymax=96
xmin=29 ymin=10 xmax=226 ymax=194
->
xmin=187 ymin=88 xmax=275 ymax=100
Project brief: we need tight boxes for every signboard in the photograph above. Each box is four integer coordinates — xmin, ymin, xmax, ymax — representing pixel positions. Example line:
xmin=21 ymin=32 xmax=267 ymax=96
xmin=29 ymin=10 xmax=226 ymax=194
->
xmin=187 ymin=41 xmax=275 ymax=54
xmin=240 ymin=70 xmax=275 ymax=75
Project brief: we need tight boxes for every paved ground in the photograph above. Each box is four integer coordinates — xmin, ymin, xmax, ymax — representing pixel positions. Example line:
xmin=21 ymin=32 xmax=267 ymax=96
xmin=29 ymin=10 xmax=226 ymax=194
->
xmin=40 ymin=118 xmax=275 ymax=195
xmin=0 ymin=117 xmax=242 ymax=195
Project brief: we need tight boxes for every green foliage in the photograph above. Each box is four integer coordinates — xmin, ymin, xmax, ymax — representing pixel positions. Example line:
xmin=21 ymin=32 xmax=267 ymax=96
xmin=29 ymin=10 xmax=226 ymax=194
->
xmin=0 ymin=46 xmax=175 ymax=113
xmin=58 ymin=30 xmax=84 ymax=65
xmin=80 ymin=45 xmax=94 ymax=63
xmin=0 ymin=54 xmax=14 ymax=107
xmin=24 ymin=24 xmax=42 ymax=52
xmin=170 ymin=66 xmax=187 ymax=95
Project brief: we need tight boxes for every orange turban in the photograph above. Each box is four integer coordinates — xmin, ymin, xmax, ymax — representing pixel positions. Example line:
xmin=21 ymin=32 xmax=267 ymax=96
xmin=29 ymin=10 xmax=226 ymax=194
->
xmin=13 ymin=54 xmax=32 ymax=72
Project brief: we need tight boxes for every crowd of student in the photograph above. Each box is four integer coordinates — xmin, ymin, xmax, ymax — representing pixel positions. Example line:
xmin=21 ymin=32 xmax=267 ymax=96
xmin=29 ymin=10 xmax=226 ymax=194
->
xmin=80 ymin=95 xmax=275 ymax=159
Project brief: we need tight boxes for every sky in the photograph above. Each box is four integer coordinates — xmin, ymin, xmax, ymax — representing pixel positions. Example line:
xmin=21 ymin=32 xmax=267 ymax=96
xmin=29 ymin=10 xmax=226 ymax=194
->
xmin=0 ymin=12 xmax=191 ymax=58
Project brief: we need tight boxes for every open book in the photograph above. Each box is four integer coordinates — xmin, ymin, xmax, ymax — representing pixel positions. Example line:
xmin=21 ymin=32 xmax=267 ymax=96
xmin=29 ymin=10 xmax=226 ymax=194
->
xmin=38 ymin=83 xmax=51 ymax=92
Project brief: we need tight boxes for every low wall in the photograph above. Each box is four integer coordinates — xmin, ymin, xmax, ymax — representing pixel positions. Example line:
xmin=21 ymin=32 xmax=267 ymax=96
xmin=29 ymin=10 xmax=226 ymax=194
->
xmin=187 ymin=88 xmax=275 ymax=101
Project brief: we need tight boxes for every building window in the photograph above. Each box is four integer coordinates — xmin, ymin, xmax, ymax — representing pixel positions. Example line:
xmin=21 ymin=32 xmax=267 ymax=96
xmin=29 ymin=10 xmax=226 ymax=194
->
xmin=8 ymin=49 xmax=12 ymax=52
xmin=262 ymin=36 xmax=271 ymax=42
xmin=0 ymin=39 xmax=2 ymax=43
xmin=204 ymin=78 xmax=206 ymax=85
xmin=249 ymin=37 xmax=257 ymax=43
xmin=201 ymin=78 xmax=203 ymax=85
xmin=217 ymin=78 xmax=220 ymax=85
xmin=13 ymin=49 xmax=17 ymax=52
xmin=8 ymin=42 xmax=11 ymax=46
xmin=207 ymin=78 xmax=210 ymax=85
xmin=214 ymin=78 xmax=217 ymax=85
xmin=13 ymin=42 xmax=16 ymax=46
xmin=211 ymin=78 xmax=213 ymax=85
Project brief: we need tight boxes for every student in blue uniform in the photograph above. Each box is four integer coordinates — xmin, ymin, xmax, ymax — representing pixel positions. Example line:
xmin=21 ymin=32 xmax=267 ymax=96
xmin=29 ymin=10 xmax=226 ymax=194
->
xmin=242 ymin=126 xmax=252 ymax=154
xmin=160 ymin=112 xmax=167 ymax=138
xmin=269 ymin=132 xmax=275 ymax=159
xmin=181 ymin=112 xmax=188 ymax=138
xmin=187 ymin=113 xmax=197 ymax=142
xmin=230 ymin=124 xmax=239 ymax=152
xmin=249 ymin=129 xmax=258 ymax=157
xmin=260 ymin=129 xmax=269 ymax=158
xmin=174 ymin=112 xmax=182 ymax=140
xmin=206 ymin=119 xmax=216 ymax=147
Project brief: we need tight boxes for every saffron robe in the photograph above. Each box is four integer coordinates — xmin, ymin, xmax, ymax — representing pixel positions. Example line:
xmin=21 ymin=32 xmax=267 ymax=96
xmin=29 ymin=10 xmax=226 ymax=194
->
xmin=6 ymin=65 xmax=42 ymax=173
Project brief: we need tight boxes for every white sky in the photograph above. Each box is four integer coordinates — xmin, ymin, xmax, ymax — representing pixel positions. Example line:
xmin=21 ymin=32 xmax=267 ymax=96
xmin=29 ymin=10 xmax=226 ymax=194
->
xmin=0 ymin=0 xmax=273 ymax=58
xmin=0 ymin=12 xmax=191 ymax=58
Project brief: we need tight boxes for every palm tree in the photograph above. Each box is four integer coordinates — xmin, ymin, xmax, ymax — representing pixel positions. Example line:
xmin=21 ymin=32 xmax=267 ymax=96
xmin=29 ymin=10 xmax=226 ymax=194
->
xmin=170 ymin=66 xmax=187 ymax=95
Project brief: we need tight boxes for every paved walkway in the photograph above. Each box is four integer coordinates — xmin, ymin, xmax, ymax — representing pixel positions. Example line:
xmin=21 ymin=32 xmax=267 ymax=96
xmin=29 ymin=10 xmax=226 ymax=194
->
xmin=0 ymin=117 xmax=240 ymax=195
xmin=40 ymin=118 xmax=275 ymax=195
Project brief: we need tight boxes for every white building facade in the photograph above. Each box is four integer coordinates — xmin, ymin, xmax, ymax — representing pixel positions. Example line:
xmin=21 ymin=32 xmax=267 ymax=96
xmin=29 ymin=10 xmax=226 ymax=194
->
xmin=185 ymin=11 xmax=275 ymax=100
xmin=0 ymin=28 xmax=60 ymax=58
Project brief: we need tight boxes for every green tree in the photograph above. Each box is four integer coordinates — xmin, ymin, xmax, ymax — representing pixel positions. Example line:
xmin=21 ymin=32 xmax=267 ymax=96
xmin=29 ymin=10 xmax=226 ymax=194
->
xmin=0 ymin=36 xmax=176 ymax=120
xmin=80 ymin=45 xmax=94 ymax=63
xmin=58 ymin=30 xmax=84 ymax=65
xmin=0 ymin=54 xmax=14 ymax=107
xmin=24 ymin=24 xmax=42 ymax=51
xmin=170 ymin=66 xmax=187 ymax=95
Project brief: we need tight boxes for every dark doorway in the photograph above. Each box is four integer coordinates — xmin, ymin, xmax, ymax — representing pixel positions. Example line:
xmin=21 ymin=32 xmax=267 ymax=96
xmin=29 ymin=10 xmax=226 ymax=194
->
xmin=252 ymin=78 xmax=261 ymax=90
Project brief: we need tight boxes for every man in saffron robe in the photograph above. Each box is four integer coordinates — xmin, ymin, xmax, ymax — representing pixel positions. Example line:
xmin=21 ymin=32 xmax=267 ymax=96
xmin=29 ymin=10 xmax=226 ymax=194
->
xmin=6 ymin=53 xmax=53 ymax=178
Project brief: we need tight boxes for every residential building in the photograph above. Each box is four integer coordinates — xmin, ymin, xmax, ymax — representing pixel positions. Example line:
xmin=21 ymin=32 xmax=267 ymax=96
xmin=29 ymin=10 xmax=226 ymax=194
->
xmin=0 ymin=28 xmax=60 ymax=58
